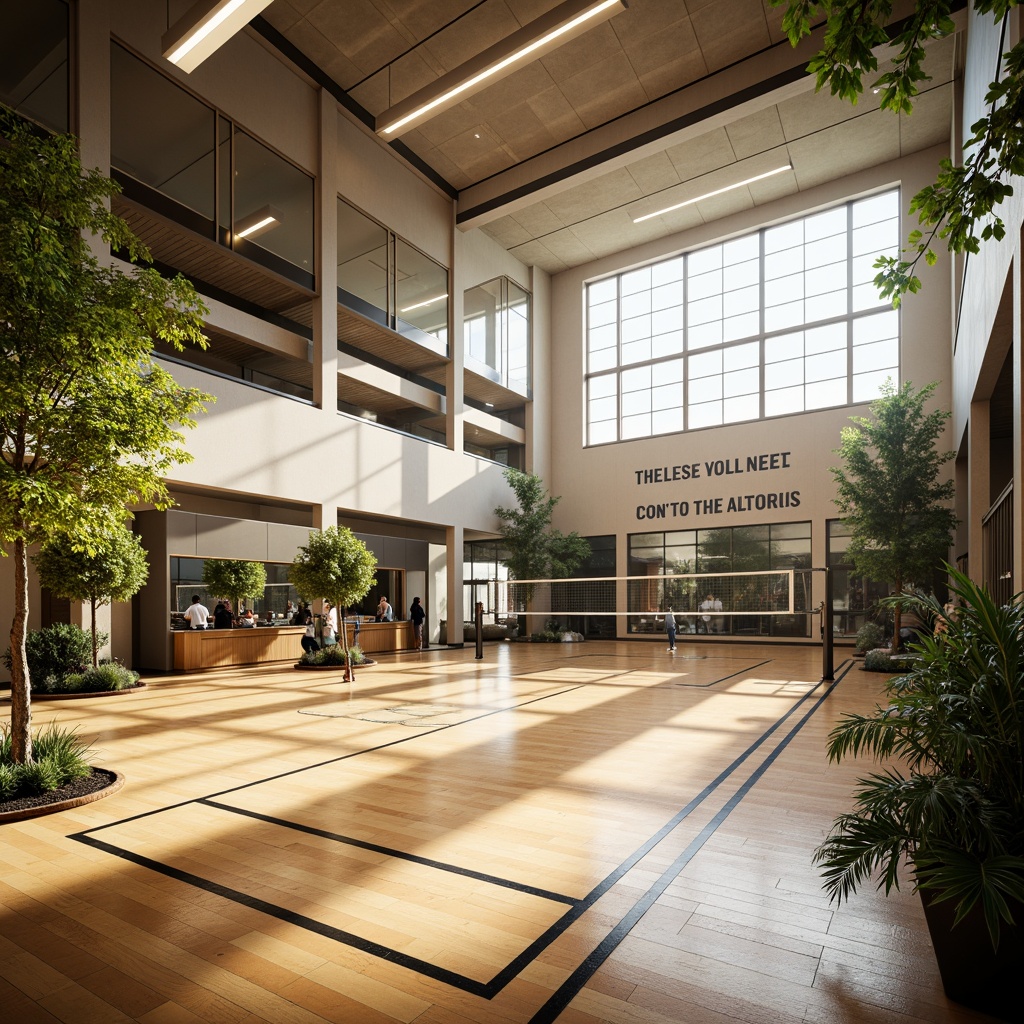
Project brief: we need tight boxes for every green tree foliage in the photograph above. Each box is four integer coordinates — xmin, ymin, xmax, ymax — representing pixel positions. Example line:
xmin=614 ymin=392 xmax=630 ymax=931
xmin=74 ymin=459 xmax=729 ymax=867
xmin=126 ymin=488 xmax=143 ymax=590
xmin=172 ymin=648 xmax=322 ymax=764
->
xmin=289 ymin=527 xmax=377 ymax=673
xmin=815 ymin=570 xmax=1024 ymax=949
xmin=773 ymin=0 xmax=1023 ymax=304
xmin=201 ymin=559 xmax=268 ymax=621
xmin=494 ymin=468 xmax=591 ymax=601
xmin=0 ymin=109 xmax=211 ymax=762
xmin=831 ymin=380 xmax=956 ymax=644
xmin=34 ymin=527 xmax=149 ymax=668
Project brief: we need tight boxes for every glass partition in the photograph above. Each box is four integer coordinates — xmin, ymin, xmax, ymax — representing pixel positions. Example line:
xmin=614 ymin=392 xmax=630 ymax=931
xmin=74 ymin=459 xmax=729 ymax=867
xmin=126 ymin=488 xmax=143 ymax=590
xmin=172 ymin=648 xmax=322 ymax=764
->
xmin=396 ymin=240 xmax=448 ymax=339
xmin=110 ymin=44 xmax=314 ymax=286
xmin=337 ymin=198 xmax=389 ymax=319
xmin=463 ymin=276 xmax=531 ymax=395
xmin=0 ymin=0 xmax=68 ymax=133
xmin=232 ymin=127 xmax=314 ymax=276
xmin=111 ymin=43 xmax=216 ymax=226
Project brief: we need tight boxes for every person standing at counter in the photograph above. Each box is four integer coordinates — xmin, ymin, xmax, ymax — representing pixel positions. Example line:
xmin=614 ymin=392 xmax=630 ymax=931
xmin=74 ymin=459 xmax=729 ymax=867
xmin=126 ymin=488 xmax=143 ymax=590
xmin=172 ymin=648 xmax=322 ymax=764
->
xmin=301 ymin=611 xmax=319 ymax=655
xmin=410 ymin=597 xmax=426 ymax=650
xmin=376 ymin=596 xmax=393 ymax=622
xmin=322 ymin=601 xmax=338 ymax=645
xmin=183 ymin=595 xmax=210 ymax=630
xmin=213 ymin=602 xmax=233 ymax=629
xmin=238 ymin=609 xmax=256 ymax=628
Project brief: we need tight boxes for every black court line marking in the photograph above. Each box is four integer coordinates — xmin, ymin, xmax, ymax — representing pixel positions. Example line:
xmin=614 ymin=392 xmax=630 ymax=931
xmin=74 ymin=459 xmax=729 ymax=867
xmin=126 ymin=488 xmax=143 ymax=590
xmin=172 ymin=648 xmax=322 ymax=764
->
xmin=71 ymin=830 xmax=497 ymax=996
xmin=199 ymin=798 xmax=576 ymax=906
xmin=69 ymin=657 xmax=837 ymax=1000
xmin=527 ymin=659 xmax=856 ymax=1024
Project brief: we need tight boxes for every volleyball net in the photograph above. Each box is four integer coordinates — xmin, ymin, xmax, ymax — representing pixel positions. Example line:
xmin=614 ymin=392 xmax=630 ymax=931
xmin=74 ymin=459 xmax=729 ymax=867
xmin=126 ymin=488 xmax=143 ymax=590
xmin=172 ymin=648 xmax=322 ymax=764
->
xmin=486 ymin=569 xmax=800 ymax=623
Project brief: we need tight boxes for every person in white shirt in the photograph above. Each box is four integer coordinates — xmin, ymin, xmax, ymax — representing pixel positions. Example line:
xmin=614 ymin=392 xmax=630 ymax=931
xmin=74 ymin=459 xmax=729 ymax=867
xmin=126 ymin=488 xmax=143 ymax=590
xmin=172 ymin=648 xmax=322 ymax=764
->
xmin=183 ymin=595 xmax=210 ymax=629
xmin=322 ymin=601 xmax=338 ymax=644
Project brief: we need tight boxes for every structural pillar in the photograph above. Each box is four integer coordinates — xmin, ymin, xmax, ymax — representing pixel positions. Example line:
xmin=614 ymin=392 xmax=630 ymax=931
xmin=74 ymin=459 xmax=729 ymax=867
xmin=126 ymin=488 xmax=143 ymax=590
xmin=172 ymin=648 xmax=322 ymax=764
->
xmin=446 ymin=524 xmax=464 ymax=645
xmin=967 ymin=399 xmax=990 ymax=587
xmin=313 ymin=89 xmax=338 ymax=413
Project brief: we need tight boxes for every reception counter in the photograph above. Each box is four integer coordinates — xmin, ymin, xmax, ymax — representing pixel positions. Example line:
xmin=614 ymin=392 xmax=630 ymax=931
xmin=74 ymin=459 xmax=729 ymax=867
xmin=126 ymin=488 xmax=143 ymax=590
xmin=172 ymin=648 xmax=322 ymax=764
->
xmin=172 ymin=620 xmax=415 ymax=671
xmin=347 ymin=620 xmax=414 ymax=654
xmin=173 ymin=626 xmax=305 ymax=671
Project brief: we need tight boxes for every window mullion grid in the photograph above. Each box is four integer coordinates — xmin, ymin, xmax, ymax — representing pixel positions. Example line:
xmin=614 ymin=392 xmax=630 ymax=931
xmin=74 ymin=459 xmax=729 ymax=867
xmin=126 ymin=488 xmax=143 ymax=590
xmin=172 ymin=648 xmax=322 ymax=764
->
xmin=846 ymin=199 xmax=854 ymax=406
xmin=682 ymin=254 xmax=689 ymax=432
xmin=759 ymin=227 xmax=766 ymax=421
xmin=616 ymin=275 xmax=623 ymax=442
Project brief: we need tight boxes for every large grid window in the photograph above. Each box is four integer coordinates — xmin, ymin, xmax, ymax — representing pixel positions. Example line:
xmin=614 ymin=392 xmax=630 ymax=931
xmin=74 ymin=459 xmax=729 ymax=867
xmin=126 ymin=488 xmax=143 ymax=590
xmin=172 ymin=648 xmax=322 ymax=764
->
xmin=585 ymin=190 xmax=900 ymax=444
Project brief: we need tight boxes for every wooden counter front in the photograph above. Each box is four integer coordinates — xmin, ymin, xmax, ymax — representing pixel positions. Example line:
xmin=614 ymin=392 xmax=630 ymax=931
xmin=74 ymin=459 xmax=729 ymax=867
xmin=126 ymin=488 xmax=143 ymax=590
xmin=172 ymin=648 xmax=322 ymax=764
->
xmin=345 ymin=620 xmax=414 ymax=654
xmin=173 ymin=627 xmax=305 ymax=671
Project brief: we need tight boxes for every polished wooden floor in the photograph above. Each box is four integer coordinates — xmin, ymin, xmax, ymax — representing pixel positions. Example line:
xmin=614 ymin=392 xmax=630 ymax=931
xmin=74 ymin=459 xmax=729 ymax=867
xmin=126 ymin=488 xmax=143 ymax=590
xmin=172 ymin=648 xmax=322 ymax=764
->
xmin=0 ymin=641 xmax=1003 ymax=1024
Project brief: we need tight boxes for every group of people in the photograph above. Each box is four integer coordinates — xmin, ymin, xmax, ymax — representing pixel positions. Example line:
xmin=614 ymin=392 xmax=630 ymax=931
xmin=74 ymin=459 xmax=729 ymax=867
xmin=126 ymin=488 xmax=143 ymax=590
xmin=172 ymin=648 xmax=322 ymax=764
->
xmin=298 ymin=596 xmax=428 ymax=655
xmin=182 ymin=595 xmax=279 ymax=630
xmin=184 ymin=593 xmax=429 ymax=652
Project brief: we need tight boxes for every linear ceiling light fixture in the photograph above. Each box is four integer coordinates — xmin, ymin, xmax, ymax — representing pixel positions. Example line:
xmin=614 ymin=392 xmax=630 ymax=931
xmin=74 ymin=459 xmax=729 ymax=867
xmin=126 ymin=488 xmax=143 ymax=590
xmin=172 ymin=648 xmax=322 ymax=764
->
xmin=632 ymin=165 xmax=793 ymax=224
xmin=400 ymin=293 xmax=449 ymax=313
xmin=235 ymin=205 xmax=282 ymax=239
xmin=163 ymin=0 xmax=275 ymax=73
xmin=376 ymin=0 xmax=626 ymax=139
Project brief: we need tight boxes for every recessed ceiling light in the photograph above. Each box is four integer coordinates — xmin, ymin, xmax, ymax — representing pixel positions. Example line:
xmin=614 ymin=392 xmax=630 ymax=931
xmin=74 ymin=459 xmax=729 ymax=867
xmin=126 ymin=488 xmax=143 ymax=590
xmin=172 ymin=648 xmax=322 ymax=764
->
xmin=632 ymin=165 xmax=793 ymax=224
xmin=400 ymin=293 xmax=448 ymax=313
xmin=234 ymin=205 xmax=282 ymax=239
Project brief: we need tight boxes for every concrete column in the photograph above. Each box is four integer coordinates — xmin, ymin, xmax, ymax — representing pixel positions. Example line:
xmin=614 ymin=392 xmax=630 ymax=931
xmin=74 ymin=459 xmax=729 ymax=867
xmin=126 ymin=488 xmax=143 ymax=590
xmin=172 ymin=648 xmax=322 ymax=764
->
xmin=313 ymin=90 xmax=338 ymax=412
xmin=446 ymin=208 xmax=464 ymax=454
xmin=75 ymin=0 xmax=110 ymax=178
xmin=967 ymin=399 xmax=990 ymax=586
xmin=446 ymin=523 xmax=464 ymax=645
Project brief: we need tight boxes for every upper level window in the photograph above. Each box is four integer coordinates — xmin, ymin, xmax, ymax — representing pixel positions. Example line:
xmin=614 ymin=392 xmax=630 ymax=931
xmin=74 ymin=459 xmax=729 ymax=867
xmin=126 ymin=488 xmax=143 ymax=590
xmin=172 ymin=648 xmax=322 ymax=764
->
xmin=463 ymin=277 xmax=531 ymax=395
xmin=110 ymin=43 xmax=314 ymax=286
xmin=0 ymin=0 xmax=68 ymax=133
xmin=585 ymin=190 xmax=900 ymax=445
xmin=336 ymin=197 xmax=448 ymax=351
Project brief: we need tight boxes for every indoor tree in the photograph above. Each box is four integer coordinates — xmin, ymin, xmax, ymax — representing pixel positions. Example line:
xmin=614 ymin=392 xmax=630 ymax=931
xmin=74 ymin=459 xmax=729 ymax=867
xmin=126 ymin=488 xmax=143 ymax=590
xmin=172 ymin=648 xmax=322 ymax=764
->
xmin=831 ymin=380 xmax=956 ymax=646
xmin=772 ymin=0 xmax=1024 ymax=305
xmin=289 ymin=526 xmax=377 ymax=677
xmin=33 ymin=526 xmax=149 ymax=669
xmin=0 ymin=108 xmax=210 ymax=763
xmin=494 ymin=468 xmax=591 ymax=615
xmin=201 ymin=558 xmax=268 ymax=621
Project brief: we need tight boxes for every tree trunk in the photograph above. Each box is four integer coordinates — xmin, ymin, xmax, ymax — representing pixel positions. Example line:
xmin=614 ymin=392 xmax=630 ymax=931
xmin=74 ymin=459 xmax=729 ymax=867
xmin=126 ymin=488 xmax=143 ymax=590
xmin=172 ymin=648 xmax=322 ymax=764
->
xmin=91 ymin=594 xmax=99 ymax=668
xmin=9 ymin=535 xmax=33 ymax=763
xmin=340 ymin=610 xmax=354 ymax=681
xmin=892 ymin=576 xmax=903 ymax=651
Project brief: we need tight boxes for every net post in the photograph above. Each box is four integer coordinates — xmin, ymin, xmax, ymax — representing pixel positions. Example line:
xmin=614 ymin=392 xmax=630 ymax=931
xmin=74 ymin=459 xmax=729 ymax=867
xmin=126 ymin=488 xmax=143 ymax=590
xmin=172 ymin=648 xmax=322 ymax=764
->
xmin=822 ymin=566 xmax=834 ymax=682
xmin=475 ymin=601 xmax=484 ymax=660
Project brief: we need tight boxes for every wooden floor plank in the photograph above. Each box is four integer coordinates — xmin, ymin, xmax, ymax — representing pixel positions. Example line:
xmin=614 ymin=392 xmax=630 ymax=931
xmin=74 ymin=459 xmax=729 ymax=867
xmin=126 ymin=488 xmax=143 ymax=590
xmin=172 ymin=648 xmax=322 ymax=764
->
xmin=0 ymin=643 xmax=1003 ymax=1022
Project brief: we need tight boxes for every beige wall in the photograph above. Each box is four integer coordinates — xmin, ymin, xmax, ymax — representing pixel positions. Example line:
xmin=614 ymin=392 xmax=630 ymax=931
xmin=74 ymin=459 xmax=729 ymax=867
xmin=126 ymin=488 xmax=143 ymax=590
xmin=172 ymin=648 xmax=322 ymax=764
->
xmin=548 ymin=149 xmax=953 ymax=618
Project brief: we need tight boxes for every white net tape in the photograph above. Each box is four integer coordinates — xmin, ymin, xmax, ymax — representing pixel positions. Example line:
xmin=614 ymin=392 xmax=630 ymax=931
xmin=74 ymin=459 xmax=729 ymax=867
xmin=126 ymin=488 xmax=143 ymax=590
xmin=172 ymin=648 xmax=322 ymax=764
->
xmin=490 ymin=569 xmax=795 ymax=619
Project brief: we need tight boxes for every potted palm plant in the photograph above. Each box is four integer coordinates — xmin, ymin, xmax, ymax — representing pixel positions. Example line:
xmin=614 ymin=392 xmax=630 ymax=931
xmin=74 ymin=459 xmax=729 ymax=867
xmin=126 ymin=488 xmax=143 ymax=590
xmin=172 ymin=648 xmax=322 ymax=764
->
xmin=815 ymin=568 xmax=1023 ymax=1018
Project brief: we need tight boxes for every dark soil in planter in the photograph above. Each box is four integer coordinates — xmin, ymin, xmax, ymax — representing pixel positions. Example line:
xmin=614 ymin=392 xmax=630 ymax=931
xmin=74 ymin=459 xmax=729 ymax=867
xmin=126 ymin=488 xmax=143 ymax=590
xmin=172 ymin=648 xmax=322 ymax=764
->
xmin=921 ymin=890 xmax=1024 ymax=1020
xmin=29 ymin=682 xmax=147 ymax=701
xmin=294 ymin=659 xmax=376 ymax=670
xmin=0 ymin=768 xmax=121 ymax=822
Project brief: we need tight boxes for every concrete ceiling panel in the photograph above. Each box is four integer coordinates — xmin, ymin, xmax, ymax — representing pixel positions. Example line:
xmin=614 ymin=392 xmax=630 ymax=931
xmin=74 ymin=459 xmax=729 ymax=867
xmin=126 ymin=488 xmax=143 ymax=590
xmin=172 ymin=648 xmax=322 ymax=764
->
xmin=263 ymin=1 xmax=303 ymax=33
xmin=543 ymin=166 xmax=644 ymax=226
xmin=509 ymin=202 xmax=568 ymax=237
xmin=421 ymin=2 xmax=521 ymax=73
xmin=526 ymin=85 xmax=588 ymax=137
xmin=690 ymin=0 xmax=772 ymax=72
xmin=725 ymin=105 xmax=787 ymax=160
xmin=626 ymin=151 xmax=682 ymax=195
xmin=899 ymin=82 xmax=953 ymax=155
xmin=637 ymin=47 xmax=710 ymax=101
xmin=536 ymin=228 xmax=598 ymax=264
xmin=489 ymin=104 xmax=559 ymax=160
xmin=460 ymin=61 xmax=557 ymax=120
xmin=539 ymin=22 xmax=624 ymax=83
xmin=665 ymin=127 xmax=738 ymax=180
xmin=508 ymin=239 xmax=568 ymax=273
xmin=480 ymin=215 xmax=535 ymax=249
xmin=777 ymin=79 xmax=883 ymax=141
xmin=556 ymin=51 xmax=648 ymax=129
xmin=789 ymin=110 xmax=900 ymax=191
xmin=306 ymin=0 xmax=408 ymax=73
